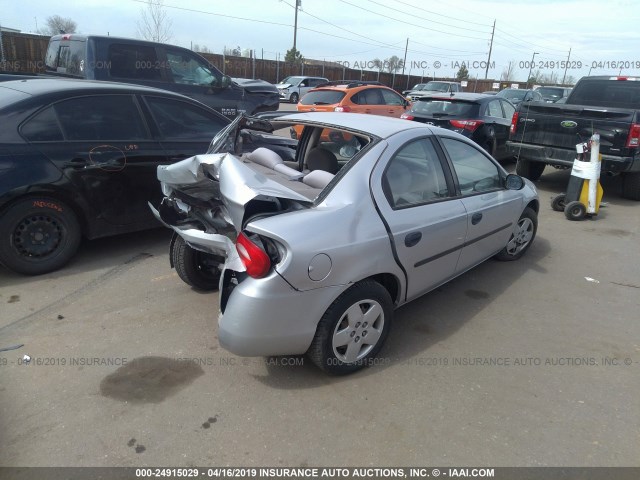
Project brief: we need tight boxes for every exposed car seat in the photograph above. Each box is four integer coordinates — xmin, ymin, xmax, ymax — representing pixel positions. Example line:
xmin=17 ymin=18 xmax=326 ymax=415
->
xmin=307 ymin=148 xmax=339 ymax=174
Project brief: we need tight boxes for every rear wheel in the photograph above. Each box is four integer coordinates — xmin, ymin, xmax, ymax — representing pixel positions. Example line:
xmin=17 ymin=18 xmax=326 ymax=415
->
xmin=494 ymin=207 xmax=537 ymax=261
xmin=484 ymin=137 xmax=497 ymax=158
xmin=290 ymin=92 xmax=299 ymax=104
xmin=621 ymin=172 xmax=640 ymax=200
xmin=551 ymin=193 xmax=567 ymax=212
xmin=515 ymin=159 xmax=546 ymax=181
xmin=307 ymin=281 xmax=393 ymax=375
xmin=0 ymin=196 xmax=81 ymax=275
xmin=171 ymin=235 xmax=221 ymax=290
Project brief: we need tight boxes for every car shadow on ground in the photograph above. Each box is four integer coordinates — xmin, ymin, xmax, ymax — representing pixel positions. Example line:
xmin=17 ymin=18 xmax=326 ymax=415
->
xmin=252 ymin=235 xmax=552 ymax=388
xmin=0 ymin=228 xmax=172 ymax=288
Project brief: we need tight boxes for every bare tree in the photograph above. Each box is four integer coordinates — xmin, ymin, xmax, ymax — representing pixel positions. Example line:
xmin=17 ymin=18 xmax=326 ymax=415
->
xmin=38 ymin=15 xmax=77 ymax=35
xmin=500 ymin=60 xmax=516 ymax=81
xmin=137 ymin=0 xmax=172 ymax=43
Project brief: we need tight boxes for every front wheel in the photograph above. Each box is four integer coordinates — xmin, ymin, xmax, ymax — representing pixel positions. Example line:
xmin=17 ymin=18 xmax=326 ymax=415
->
xmin=307 ymin=281 xmax=393 ymax=375
xmin=0 ymin=196 xmax=81 ymax=275
xmin=171 ymin=235 xmax=222 ymax=290
xmin=494 ymin=207 xmax=537 ymax=261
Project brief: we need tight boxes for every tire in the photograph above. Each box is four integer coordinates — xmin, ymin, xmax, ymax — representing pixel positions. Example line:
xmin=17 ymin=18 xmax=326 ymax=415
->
xmin=564 ymin=201 xmax=587 ymax=221
xmin=290 ymin=92 xmax=299 ymax=104
xmin=551 ymin=193 xmax=567 ymax=212
xmin=621 ymin=172 xmax=640 ymax=201
xmin=494 ymin=207 xmax=537 ymax=261
xmin=171 ymin=235 xmax=221 ymax=290
xmin=515 ymin=159 xmax=546 ymax=181
xmin=307 ymin=280 xmax=393 ymax=375
xmin=0 ymin=196 xmax=81 ymax=275
xmin=484 ymin=137 xmax=497 ymax=158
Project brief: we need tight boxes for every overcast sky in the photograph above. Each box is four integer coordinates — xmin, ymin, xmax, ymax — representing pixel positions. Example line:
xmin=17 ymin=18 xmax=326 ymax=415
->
xmin=2 ymin=0 xmax=638 ymax=82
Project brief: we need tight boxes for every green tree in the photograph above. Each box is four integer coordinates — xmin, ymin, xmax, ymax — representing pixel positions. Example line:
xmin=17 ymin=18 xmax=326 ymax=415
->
xmin=285 ymin=47 xmax=303 ymax=64
xmin=456 ymin=64 xmax=470 ymax=81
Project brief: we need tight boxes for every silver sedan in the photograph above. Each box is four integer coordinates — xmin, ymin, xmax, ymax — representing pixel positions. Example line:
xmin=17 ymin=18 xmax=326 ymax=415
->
xmin=153 ymin=112 xmax=539 ymax=374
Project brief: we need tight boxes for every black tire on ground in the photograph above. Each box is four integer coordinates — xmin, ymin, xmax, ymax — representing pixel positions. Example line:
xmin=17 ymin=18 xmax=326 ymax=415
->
xmin=0 ymin=196 xmax=81 ymax=275
xmin=171 ymin=235 xmax=221 ymax=290
xmin=494 ymin=207 xmax=538 ymax=261
xmin=621 ymin=172 xmax=640 ymax=201
xmin=564 ymin=201 xmax=587 ymax=221
xmin=484 ymin=137 xmax=497 ymax=158
xmin=290 ymin=92 xmax=299 ymax=104
xmin=551 ymin=193 xmax=567 ymax=212
xmin=307 ymin=280 xmax=393 ymax=375
xmin=515 ymin=159 xmax=546 ymax=181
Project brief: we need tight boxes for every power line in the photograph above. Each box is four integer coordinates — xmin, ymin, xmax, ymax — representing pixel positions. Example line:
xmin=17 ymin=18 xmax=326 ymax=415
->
xmin=387 ymin=0 xmax=493 ymax=27
xmin=337 ymin=0 xmax=489 ymax=41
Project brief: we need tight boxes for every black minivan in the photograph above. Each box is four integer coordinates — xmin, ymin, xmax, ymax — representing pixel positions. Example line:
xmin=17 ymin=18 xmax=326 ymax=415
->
xmin=44 ymin=34 xmax=279 ymax=117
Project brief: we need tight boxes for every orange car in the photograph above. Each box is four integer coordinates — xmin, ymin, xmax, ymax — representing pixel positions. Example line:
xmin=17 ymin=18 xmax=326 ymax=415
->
xmin=291 ymin=81 xmax=411 ymax=139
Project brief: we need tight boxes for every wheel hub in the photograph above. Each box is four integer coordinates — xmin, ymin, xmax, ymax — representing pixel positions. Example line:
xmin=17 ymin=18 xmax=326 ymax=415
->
xmin=13 ymin=215 xmax=63 ymax=258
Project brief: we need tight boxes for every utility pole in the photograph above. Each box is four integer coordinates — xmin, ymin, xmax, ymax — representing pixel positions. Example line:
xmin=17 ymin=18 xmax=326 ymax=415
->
xmin=293 ymin=0 xmax=301 ymax=52
xmin=485 ymin=20 xmax=495 ymax=79
xmin=402 ymin=37 xmax=408 ymax=75
xmin=526 ymin=52 xmax=539 ymax=89
xmin=561 ymin=47 xmax=571 ymax=85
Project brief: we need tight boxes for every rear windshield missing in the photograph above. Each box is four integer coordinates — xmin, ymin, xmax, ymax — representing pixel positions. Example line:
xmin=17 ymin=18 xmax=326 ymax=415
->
xmin=412 ymin=100 xmax=477 ymax=116
xmin=300 ymin=90 xmax=346 ymax=105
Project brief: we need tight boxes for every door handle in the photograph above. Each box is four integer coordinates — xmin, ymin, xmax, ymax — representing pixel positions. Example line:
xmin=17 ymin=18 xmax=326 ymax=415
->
xmin=471 ymin=213 xmax=483 ymax=225
xmin=63 ymin=158 xmax=90 ymax=169
xmin=404 ymin=231 xmax=422 ymax=247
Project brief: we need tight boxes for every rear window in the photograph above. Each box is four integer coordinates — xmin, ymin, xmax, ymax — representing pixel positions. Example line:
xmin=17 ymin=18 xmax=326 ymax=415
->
xmin=300 ymin=90 xmax=346 ymax=105
xmin=411 ymin=99 xmax=478 ymax=116
xmin=568 ymin=80 xmax=640 ymax=109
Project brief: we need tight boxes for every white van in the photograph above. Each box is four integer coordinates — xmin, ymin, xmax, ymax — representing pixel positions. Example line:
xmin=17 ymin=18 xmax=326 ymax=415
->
xmin=276 ymin=76 xmax=329 ymax=103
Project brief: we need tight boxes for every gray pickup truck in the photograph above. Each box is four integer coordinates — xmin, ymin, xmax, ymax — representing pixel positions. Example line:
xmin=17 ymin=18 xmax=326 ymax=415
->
xmin=507 ymin=75 xmax=640 ymax=200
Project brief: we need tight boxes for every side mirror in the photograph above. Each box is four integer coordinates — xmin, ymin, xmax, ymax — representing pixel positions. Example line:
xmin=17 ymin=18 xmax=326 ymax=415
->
xmin=505 ymin=174 xmax=525 ymax=190
xmin=220 ymin=75 xmax=232 ymax=88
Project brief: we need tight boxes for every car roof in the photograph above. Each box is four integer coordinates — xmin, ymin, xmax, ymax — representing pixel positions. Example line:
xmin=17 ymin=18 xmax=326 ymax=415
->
xmin=0 ymin=77 xmax=187 ymax=97
xmin=274 ymin=112 xmax=429 ymax=139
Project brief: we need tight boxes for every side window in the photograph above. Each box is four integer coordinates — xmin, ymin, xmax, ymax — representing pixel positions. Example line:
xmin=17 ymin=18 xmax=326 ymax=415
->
xmin=145 ymin=96 xmax=228 ymax=140
xmin=383 ymin=138 xmax=450 ymax=208
xmin=56 ymin=41 xmax=84 ymax=76
xmin=21 ymin=107 xmax=64 ymax=142
xmin=359 ymin=88 xmax=384 ymax=105
xmin=501 ymin=100 xmax=515 ymax=119
xmin=53 ymin=95 xmax=149 ymax=141
xmin=486 ymin=100 xmax=505 ymax=118
xmin=380 ymin=89 xmax=404 ymax=106
xmin=108 ymin=44 xmax=161 ymax=81
xmin=440 ymin=138 xmax=501 ymax=195
xmin=166 ymin=49 xmax=219 ymax=86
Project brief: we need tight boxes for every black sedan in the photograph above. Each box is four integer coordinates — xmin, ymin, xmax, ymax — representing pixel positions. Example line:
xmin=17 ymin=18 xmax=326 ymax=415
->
xmin=0 ymin=78 xmax=295 ymax=275
xmin=400 ymin=93 xmax=516 ymax=160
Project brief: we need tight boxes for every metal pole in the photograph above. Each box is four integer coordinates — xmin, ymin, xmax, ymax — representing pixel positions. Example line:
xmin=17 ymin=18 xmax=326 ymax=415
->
xmin=276 ymin=53 xmax=280 ymax=82
xmin=484 ymin=20 xmax=495 ymax=79
xmin=293 ymin=0 xmax=300 ymax=52
xmin=526 ymin=52 xmax=539 ymax=88
xmin=561 ymin=47 xmax=571 ymax=85
xmin=401 ymin=37 xmax=408 ymax=75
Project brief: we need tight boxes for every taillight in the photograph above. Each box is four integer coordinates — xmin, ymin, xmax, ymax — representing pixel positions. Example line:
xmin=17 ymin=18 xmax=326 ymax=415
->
xmin=626 ymin=123 xmax=640 ymax=148
xmin=334 ymin=105 xmax=351 ymax=112
xmin=400 ymin=113 xmax=414 ymax=120
xmin=510 ymin=112 xmax=519 ymax=135
xmin=236 ymin=232 xmax=271 ymax=278
xmin=449 ymin=119 xmax=484 ymax=132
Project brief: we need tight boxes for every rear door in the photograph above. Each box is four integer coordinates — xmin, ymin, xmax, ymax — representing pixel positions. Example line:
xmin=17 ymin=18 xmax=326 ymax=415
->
xmin=21 ymin=94 xmax=166 ymax=227
xmin=370 ymin=134 xmax=468 ymax=301
xmin=438 ymin=136 xmax=523 ymax=273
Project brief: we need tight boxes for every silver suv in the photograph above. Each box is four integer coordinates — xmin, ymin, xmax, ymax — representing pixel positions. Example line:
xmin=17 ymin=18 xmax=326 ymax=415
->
xmin=276 ymin=76 xmax=329 ymax=103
